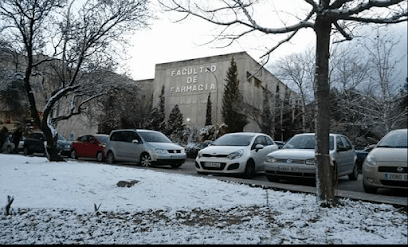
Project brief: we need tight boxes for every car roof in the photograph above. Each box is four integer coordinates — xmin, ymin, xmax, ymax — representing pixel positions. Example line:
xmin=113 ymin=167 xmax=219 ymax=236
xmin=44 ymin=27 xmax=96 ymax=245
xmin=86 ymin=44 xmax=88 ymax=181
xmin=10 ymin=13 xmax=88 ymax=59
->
xmin=294 ymin=133 xmax=345 ymax=137
xmin=224 ymin=132 xmax=264 ymax=136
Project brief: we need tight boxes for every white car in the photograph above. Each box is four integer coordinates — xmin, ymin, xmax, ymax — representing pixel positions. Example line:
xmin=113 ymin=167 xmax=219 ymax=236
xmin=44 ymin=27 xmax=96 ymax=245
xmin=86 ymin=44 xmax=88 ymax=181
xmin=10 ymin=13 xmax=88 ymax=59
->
xmin=362 ymin=128 xmax=407 ymax=194
xmin=195 ymin=132 xmax=279 ymax=179
xmin=263 ymin=133 xmax=358 ymax=183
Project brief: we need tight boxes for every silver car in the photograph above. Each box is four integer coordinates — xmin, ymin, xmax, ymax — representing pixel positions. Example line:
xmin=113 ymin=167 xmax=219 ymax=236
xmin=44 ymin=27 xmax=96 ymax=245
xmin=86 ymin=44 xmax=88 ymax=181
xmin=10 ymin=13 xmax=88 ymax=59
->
xmin=104 ymin=129 xmax=186 ymax=168
xmin=264 ymin=133 xmax=358 ymax=183
xmin=362 ymin=128 xmax=407 ymax=193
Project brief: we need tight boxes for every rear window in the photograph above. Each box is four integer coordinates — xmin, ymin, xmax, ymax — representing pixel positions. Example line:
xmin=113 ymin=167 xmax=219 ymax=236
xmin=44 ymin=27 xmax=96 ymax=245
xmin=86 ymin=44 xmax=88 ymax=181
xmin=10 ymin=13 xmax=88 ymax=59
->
xmin=96 ymin=135 xmax=109 ymax=144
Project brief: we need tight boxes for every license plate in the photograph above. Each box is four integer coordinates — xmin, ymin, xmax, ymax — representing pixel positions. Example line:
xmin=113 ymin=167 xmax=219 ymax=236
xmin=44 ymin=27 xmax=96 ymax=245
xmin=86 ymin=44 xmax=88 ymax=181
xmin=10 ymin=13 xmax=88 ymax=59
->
xmin=279 ymin=166 xmax=298 ymax=172
xmin=205 ymin=162 xmax=221 ymax=168
xmin=384 ymin=173 xmax=408 ymax=181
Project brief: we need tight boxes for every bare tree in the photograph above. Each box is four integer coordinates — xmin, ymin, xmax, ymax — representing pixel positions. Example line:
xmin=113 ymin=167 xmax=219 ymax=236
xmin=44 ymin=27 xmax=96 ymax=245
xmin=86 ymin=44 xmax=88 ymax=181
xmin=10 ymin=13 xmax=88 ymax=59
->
xmin=0 ymin=0 xmax=151 ymax=161
xmin=271 ymin=47 xmax=316 ymax=133
xmin=159 ymin=0 xmax=407 ymax=207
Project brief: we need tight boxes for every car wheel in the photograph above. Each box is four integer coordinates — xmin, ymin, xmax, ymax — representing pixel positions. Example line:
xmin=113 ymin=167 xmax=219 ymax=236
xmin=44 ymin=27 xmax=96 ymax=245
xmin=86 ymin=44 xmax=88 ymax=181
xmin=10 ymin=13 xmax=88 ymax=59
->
xmin=96 ymin=152 xmax=104 ymax=162
xmin=266 ymin=175 xmax=279 ymax=182
xmin=140 ymin=153 xmax=152 ymax=167
xmin=70 ymin=150 xmax=78 ymax=159
xmin=243 ymin=160 xmax=255 ymax=179
xmin=348 ymin=163 xmax=359 ymax=181
xmin=6 ymin=146 xmax=12 ymax=154
xmin=23 ymin=147 xmax=30 ymax=155
xmin=106 ymin=151 xmax=115 ymax=164
xmin=363 ymin=181 xmax=377 ymax=194
xmin=171 ymin=163 xmax=183 ymax=168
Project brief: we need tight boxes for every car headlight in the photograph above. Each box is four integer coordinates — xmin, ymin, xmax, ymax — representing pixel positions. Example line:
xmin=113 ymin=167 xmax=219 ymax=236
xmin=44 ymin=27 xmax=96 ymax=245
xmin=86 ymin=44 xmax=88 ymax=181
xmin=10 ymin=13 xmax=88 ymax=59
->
xmin=305 ymin=158 xmax=316 ymax=165
xmin=227 ymin=149 xmax=244 ymax=160
xmin=154 ymin=149 xmax=167 ymax=154
xmin=265 ymin=156 xmax=277 ymax=163
xmin=363 ymin=154 xmax=377 ymax=166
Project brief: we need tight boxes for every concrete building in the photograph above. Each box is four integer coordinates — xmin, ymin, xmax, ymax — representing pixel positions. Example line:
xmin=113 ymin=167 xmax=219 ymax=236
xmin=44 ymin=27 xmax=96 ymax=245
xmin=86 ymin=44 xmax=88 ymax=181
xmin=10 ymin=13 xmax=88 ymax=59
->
xmin=149 ymin=51 xmax=300 ymax=134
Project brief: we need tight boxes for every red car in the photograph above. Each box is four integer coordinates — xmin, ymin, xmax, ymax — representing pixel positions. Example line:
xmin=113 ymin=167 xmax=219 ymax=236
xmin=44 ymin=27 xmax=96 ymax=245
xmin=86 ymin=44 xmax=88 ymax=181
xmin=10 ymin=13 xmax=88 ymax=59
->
xmin=70 ymin=134 xmax=109 ymax=162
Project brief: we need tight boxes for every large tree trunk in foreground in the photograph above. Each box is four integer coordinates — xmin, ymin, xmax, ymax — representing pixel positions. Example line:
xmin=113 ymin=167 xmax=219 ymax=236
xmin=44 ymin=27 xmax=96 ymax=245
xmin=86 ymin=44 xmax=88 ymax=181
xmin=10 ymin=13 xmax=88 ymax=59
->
xmin=314 ymin=14 xmax=335 ymax=206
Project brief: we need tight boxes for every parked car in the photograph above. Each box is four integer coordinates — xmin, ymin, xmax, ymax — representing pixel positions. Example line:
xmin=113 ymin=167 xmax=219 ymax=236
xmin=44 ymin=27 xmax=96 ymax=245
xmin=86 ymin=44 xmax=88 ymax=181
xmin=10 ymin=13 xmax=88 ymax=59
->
xmin=23 ymin=132 xmax=71 ymax=156
xmin=263 ymin=133 xmax=358 ymax=183
xmin=1 ymin=135 xmax=15 ymax=153
xmin=56 ymin=134 xmax=73 ymax=156
xmin=362 ymin=129 xmax=407 ymax=194
xmin=23 ymin=132 xmax=46 ymax=155
xmin=355 ymin=144 xmax=376 ymax=174
xmin=104 ymin=129 xmax=186 ymax=168
xmin=274 ymin=141 xmax=286 ymax=149
xmin=185 ymin=140 xmax=213 ymax=158
xmin=195 ymin=132 xmax=279 ymax=179
xmin=70 ymin=134 xmax=109 ymax=162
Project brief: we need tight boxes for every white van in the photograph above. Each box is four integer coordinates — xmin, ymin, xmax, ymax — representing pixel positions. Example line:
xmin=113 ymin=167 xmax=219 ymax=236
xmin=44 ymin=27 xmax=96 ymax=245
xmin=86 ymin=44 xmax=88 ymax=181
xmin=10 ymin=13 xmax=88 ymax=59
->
xmin=104 ymin=129 xmax=186 ymax=168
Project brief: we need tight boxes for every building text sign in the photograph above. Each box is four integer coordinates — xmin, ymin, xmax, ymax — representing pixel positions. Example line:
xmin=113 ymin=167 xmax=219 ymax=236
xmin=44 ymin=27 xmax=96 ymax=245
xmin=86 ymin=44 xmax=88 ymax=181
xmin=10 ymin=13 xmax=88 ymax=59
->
xmin=170 ymin=65 xmax=217 ymax=94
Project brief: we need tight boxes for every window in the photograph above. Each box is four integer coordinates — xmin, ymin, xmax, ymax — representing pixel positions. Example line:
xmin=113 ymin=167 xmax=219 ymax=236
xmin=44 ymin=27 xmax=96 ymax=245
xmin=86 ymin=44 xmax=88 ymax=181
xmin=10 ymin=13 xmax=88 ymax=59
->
xmin=336 ymin=136 xmax=345 ymax=150
xmin=340 ymin=136 xmax=352 ymax=150
xmin=110 ymin=131 xmax=124 ymax=142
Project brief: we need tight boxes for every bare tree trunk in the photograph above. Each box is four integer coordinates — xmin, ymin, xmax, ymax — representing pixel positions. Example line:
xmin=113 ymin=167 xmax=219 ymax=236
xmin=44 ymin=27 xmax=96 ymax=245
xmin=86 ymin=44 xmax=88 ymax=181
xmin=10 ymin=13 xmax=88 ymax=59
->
xmin=314 ymin=13 xmax=335 ymax=206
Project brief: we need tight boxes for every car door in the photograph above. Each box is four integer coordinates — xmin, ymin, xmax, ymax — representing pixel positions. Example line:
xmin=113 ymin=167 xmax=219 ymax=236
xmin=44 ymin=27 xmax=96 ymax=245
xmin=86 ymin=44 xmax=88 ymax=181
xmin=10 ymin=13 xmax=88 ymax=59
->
xmin=126 ymin=131 xmax=144 ymax=162
xmin=76 ymin=135 xmax=89 ymax=157
xmin=340 ymin=136 xmax=355 ymax=173
xmin=110 ymin=131 xmax=127 ymax=161
xmin=335 ymin=136 xmax=349 ymax=175
xmin=250 ymin=135 xmax=271 ymax=171
xmin=88 ymin=135 xmax=101 ymax=158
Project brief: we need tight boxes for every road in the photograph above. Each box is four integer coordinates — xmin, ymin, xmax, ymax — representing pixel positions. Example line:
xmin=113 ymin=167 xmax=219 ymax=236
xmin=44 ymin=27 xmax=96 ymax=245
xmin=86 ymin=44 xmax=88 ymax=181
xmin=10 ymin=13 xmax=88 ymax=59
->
xmin=34 ymin=153 xmax=406 ymax=207
xmin=98 ymin=157 xmax=407 ymax=198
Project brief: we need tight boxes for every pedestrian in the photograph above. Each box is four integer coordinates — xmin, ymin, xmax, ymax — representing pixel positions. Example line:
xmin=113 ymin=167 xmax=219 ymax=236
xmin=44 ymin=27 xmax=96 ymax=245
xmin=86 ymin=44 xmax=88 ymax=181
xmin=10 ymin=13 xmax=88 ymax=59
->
xmin=0 ymin=127 xmax=9 ymax=152
xmin=12 ymin=128 xmax=22 ymax=153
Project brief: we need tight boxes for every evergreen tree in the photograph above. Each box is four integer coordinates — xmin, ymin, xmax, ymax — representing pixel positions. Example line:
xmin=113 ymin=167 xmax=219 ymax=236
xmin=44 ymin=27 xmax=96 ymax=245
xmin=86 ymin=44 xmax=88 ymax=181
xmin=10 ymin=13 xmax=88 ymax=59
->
xmin=146 ymin=85 xmax=166 ymax=131
xmin=221 ymin=57 xmax=247 ymax=133
xmin=146 ymin=107 xmax=162 ymax=131
xmin=205 ymin=93 xmax=212 ymax=126
xmin=158 ymin=85 xmax=166 ymax=132
xmin=167 ymin=104 xmax=184 ymax=135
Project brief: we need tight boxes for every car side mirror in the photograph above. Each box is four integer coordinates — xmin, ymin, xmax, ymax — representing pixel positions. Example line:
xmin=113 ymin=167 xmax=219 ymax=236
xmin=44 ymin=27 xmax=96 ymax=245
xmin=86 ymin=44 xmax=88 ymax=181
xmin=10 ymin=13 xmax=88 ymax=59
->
xmin=255 ymin=144 xmax=264 ymax=151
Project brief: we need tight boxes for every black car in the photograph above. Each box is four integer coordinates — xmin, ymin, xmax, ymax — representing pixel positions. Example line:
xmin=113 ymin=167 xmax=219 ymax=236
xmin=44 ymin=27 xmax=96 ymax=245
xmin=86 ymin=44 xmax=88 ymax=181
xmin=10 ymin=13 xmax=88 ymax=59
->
xmin=23 ymin=132 xmax=46 ymax=155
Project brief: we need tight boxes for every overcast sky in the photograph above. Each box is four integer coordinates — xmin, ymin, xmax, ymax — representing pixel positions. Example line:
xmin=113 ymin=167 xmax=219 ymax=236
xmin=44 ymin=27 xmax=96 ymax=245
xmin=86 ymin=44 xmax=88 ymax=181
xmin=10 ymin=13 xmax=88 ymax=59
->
xmin=126 ymin=0 xmax=407 ymax=87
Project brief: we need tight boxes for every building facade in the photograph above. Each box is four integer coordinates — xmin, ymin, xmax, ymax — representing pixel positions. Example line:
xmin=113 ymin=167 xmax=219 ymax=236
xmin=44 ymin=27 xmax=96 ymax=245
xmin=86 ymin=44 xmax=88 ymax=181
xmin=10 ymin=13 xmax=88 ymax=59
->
xmin=149 ymin=51 xmax=300 ymax=134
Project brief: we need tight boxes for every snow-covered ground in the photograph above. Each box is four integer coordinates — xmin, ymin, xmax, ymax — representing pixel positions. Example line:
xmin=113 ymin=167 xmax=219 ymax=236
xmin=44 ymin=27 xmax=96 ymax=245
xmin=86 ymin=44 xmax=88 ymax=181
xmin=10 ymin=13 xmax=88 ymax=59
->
xmin=0 ymin=154 xmax=407 ymax=244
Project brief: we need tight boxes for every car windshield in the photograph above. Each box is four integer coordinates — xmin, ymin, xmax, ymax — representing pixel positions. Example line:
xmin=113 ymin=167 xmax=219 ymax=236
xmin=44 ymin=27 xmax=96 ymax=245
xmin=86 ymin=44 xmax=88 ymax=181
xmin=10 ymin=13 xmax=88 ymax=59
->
xmin=376 ymin=130 xmax=407 ymax=148
xmin=283 ymin=135 xmax=334 ymax=150
xmin=212 ymin=134 xmax=254 ymax=146
xmin=95 ymin=135 xmax=109 ymax=144
xmin=139 ymin=132 xmax=172 ymax=143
